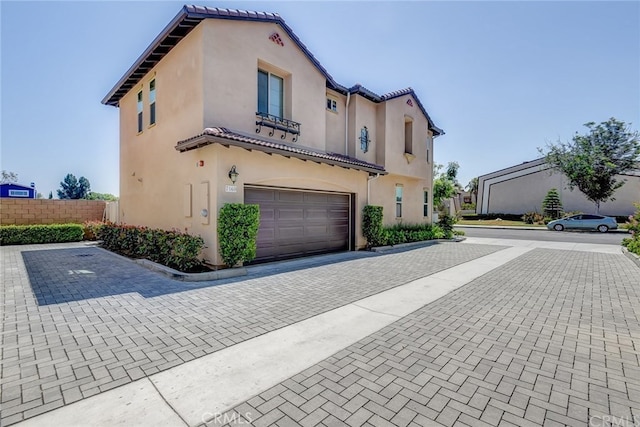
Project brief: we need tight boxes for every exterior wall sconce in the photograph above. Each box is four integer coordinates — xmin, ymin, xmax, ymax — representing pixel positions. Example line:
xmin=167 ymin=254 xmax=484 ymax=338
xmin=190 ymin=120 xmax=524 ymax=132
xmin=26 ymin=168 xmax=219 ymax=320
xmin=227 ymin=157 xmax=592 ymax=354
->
xmin=228 ymin=165 xmax=239 ymax=184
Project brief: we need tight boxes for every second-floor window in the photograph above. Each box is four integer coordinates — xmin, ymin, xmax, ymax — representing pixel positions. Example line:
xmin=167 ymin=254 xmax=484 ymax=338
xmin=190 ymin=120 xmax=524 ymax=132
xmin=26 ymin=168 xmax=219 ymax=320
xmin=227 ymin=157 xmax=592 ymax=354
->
xmin=326 ymin=98 xmax=337 ymax=112
xmin=137 ymin=91 xmax=143 ymax=133
xmin=258 ymin=69 xmax=283 ymax=117
xmin=404 ymin=118 xmax=413 ymax=154
xmin=396 ymin=185 xmax=403 ymax=218
xmin=149 ymin=79 xmax=156 ymax=126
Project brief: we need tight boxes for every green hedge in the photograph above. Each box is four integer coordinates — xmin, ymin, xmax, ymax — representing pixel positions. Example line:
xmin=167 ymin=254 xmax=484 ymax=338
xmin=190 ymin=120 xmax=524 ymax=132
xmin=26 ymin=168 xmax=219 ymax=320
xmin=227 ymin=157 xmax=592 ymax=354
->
xmin=98 ymin=223 xmax=204 ymax=272
xmin=362 ymin=205 xmax=384 ymax=249
xmin=0 ymin=224 xmax=84 ymax=245
xmin=362 ymin=205 xmax=446 ymax=248
xmin=218 ymin=203 xmax=260 ymax=267
xmin=622 ymin=203 xmax=640 ymax=255
xmin=382 ymin=223 xmax=445 ymax=246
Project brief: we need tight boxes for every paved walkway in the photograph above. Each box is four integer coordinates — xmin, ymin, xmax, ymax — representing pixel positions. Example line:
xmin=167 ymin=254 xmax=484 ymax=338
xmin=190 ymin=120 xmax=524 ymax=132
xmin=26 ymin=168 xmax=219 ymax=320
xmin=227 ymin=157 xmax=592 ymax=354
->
xmin=1 ymin=241 xmax=501 ymax=425
xmin=2 ymin=239 xmax=639 ymax=426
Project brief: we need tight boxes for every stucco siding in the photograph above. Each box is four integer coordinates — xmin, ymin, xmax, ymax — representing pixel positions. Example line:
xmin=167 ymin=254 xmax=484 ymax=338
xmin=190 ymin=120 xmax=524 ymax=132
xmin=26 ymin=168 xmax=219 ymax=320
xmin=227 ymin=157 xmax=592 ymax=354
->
xmin=119 ymin=24 xmax=205 ymax=228
xmin=202 ymin=20 xmax=327 ymax=151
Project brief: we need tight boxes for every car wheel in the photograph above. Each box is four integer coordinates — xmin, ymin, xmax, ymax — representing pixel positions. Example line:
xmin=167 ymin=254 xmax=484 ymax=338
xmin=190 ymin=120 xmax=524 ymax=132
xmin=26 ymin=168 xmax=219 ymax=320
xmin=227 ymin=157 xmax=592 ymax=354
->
xmin=553 ymin=224 xmax=564 ymax=231
xmin=597 ymin=224 xmax=608 ymax=233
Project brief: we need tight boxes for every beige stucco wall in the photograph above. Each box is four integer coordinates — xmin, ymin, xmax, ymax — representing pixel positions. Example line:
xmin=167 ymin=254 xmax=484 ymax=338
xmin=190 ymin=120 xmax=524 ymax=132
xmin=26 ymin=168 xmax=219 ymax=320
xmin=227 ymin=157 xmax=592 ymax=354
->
xmin=369 ymin=174 xmax=431 ymax=226
xmin=325 ymin=89 xmax=347 ymax=155
xmin=172 ymin=145 xmax=370 ymax=263
xmin=119 ymin=24 xmax=205 ymax=229
xmin=202 ymin=20 xmax=327 ymax=151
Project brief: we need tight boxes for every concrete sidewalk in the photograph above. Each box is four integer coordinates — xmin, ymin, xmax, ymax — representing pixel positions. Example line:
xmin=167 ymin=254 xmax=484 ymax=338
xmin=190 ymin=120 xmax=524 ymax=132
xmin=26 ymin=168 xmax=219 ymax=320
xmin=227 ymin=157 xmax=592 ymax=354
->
xmin=13 ymin=237 xmax=633 ymax=427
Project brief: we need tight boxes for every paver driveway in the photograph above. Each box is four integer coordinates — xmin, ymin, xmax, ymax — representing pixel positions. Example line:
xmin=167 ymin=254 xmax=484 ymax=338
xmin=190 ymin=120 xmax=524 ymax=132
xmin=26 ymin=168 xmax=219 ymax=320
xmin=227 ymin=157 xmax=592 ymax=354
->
xmin=0 ymin=242 xmax=503 ymax=425
xmin=217 ymin=249 xmax=640 ymax=427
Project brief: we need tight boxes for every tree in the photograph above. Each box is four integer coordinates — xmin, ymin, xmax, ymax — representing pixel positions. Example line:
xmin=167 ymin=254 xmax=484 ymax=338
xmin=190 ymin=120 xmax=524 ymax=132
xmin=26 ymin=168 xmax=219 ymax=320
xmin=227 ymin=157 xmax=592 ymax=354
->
xmin=542 ymin=188 xmax=563 ymax=219
xmin=57 ymin=174 xmax=91 ymax=199
xmin=48 ymin=191 xmax=53 ymax=199
xmin=86 ymin=192 xmax=119 ymax=201
xmin=466 ymin=177 xmax=479 ymax=203
xmin=1 ymin=170 xmax=18 ymax=183
xmin=433 ymin=162 xmax=460 ymax=211
xmin=541 ymin=118 xmax=640 ymax=213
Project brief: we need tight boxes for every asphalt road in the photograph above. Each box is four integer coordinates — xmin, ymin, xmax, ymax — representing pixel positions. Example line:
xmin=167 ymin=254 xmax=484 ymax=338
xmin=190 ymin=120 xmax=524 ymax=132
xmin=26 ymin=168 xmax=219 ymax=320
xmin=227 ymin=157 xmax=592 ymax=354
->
xmin=456 ymin=226 xmax=629 ymax=245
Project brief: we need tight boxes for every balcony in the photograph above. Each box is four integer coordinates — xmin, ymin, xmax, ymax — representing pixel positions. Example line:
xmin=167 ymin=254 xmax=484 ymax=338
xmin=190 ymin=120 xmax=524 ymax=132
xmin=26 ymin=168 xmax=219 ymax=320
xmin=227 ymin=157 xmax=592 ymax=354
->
xmin=255 ymin=112 xmax=301 ymax=142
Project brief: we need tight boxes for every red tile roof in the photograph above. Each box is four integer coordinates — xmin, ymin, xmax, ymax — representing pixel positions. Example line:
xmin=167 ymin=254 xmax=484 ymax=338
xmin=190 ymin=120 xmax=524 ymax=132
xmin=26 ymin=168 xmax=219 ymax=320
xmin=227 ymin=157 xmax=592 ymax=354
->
xmin=175 ymin=127 xmax=387 ymax=175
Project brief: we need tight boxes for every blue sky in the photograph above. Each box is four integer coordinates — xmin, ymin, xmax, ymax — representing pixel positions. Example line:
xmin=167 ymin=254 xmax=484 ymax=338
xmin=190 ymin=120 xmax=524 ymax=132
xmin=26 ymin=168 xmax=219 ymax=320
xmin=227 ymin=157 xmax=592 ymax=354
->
xmin=2 ymin=1 xmax=639 ymax=197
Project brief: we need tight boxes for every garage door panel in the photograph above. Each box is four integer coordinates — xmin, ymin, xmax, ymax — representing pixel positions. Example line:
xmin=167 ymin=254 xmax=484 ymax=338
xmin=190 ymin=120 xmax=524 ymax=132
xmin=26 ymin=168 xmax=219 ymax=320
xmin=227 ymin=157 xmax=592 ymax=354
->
xmin=245 ymin=188 xmax=276 ymax=202
xmin=277 ymin=208 xmax=304 ymax=220
xmin=277 ymin=191 xmax=304 ymax=203
xmin=245 ymin=187 xmax=350 ymax=262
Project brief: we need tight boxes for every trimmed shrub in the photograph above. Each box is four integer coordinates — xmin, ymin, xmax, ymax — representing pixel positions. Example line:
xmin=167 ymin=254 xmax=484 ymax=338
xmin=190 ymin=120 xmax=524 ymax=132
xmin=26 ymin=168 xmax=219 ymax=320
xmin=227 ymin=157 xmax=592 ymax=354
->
xmin=382 ymin=223 xmax=446 ymax=245
xmin=622 ymin=203 xmax=640 ymax=255
xmin=218 ymin=203 xmax=260 ymax=267
xmin=522 ymin=212 xmax=545 ymax=225
xmin=83 ymin=220 xmax=105 ymax=241
xmin=97 ymin=223 xmax=204 ymax=272
xmin=362 ymin=205 xmax=384 ymax=249
xmin=0 ymin=224 xmax=84 ymax=245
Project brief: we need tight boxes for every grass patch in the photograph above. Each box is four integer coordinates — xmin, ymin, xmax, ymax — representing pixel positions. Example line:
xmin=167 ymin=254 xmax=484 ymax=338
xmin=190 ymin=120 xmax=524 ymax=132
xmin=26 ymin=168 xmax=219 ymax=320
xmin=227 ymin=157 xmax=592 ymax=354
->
xmin=457 ymin=219 xmax=546 ymax=227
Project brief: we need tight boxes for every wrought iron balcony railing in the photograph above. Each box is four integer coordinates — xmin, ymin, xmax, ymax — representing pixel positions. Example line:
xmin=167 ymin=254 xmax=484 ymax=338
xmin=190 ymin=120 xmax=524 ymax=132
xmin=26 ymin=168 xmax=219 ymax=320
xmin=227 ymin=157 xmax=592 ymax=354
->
xmin=255 ymin=112 xmax=301 ymax=142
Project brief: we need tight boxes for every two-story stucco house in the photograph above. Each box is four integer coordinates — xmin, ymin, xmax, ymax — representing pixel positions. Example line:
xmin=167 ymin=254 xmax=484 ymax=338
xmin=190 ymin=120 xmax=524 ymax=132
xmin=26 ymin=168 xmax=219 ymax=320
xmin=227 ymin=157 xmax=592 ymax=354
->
xmin=102 ymin=5 xmax=444 ymax=264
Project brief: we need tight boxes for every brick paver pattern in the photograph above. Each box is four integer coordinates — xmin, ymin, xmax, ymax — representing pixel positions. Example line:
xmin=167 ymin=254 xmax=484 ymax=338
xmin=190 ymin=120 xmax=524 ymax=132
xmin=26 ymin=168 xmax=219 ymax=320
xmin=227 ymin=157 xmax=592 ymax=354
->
xmin=216 ymin=249 xmax=640 ymax=427
xmin=0 ymin=242 xmax=503 ymax=425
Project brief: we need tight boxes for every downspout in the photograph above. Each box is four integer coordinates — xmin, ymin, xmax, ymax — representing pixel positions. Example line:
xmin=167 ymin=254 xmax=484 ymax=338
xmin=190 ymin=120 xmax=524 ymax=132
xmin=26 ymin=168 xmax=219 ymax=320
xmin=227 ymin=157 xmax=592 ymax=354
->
xmin=367 ymin=173 xmax=381 ymax=205
xmin=345 ymin=92 xmax=351 ymax=156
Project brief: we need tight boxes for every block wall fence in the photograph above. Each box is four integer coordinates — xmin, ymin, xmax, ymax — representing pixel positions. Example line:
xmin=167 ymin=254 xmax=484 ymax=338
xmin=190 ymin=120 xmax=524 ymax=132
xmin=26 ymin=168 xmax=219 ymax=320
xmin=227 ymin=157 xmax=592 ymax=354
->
xmin=0 ymin=199 xmax=106 ymax=225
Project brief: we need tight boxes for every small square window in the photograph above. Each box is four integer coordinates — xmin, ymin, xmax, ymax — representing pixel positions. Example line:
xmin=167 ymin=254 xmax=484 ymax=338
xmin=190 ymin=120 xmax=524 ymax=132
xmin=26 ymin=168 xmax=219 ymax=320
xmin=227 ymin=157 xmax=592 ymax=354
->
xmin=326 ymin=98 xmax=337 ymax=112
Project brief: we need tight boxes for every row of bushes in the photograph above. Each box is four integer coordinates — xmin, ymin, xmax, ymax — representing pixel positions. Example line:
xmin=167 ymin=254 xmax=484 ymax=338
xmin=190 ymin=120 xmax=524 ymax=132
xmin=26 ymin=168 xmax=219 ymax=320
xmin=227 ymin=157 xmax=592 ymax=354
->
xmin=622 ymin=203 xmax=640 ymax=255
xmin=0 ymin=224 xmax=84 ymax=245
xmin=0 ymin=203 xmax=261 ymax=270
xmin=96 ymin=223 xmax=205 ymax=272
xmin=362 ymin=205 xmax=453 ymax=248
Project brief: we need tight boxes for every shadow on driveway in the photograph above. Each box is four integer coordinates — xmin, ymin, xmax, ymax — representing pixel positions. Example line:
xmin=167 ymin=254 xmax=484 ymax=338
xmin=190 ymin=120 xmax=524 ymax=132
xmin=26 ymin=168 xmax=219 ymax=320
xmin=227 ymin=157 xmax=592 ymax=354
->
xmin=21 ymin=246 xmax=379 ymax=306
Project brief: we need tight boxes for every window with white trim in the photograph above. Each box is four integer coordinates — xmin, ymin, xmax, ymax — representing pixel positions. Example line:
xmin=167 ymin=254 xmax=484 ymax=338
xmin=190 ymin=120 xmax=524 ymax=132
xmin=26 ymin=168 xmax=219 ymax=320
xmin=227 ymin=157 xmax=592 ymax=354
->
xmin=257 ymin=69 xmax=284 ymax=117
xmin=9 ymin=189 xmax=29 ymax=197
xmin=137 ymin=90 xmax=143 ymax=133
xmin=404 ymin=117 xmax=413 ymax=154
xmin=149 ymin=79 xmax=156 ymax=126
xmin=326 ymin=98 xmax=337 ymax=112
xmin=395 ymin=185 xmax=403 ymax=218
xmin=423 ymin=190 xmax=429 ymax=217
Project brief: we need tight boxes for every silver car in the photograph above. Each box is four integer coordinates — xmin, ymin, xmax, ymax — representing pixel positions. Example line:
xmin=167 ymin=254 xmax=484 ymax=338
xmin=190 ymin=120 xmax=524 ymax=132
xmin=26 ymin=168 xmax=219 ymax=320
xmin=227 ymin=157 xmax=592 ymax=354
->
xmin=547 ymin=214 xmax=618 ymax=233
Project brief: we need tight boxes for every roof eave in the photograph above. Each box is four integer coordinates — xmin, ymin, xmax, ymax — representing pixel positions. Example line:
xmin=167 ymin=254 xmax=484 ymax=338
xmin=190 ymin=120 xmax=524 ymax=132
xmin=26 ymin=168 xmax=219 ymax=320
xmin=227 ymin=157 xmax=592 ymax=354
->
xmin=175 ymin=134 xmax=387 ymax=175
xmin=102 ymin=6 xmax=190 ymax=106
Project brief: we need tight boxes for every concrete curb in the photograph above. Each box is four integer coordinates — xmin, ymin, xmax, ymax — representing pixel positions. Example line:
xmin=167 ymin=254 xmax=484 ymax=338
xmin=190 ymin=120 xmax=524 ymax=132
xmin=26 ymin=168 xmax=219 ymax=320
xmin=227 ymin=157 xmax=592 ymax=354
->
xmin=134 ymin=259 xmax=247 ymax=282
xmin=622 ymin=247 xmax=640 ymax=268
xmin=371 ymin=237 xmax=464 ymax=253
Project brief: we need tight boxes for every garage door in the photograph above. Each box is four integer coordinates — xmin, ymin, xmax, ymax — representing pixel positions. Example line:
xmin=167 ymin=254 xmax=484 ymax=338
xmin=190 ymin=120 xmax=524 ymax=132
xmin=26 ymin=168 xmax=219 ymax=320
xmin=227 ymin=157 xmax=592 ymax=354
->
xmin=244 ymin=187 xmax=351 ymax=263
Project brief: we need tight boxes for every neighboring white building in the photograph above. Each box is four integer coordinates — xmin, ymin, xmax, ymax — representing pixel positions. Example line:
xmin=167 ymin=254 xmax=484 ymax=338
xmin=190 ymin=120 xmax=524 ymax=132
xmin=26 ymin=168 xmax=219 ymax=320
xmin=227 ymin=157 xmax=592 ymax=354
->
xmin=476 ymin=158 xmax=640 ymax=216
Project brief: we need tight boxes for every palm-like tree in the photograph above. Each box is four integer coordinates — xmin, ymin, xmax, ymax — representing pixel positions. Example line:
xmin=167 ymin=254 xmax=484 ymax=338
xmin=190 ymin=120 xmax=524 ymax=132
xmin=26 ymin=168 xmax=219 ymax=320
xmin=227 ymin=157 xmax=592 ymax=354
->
xmin=466 ymin=177 xmax=479 ymax=204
